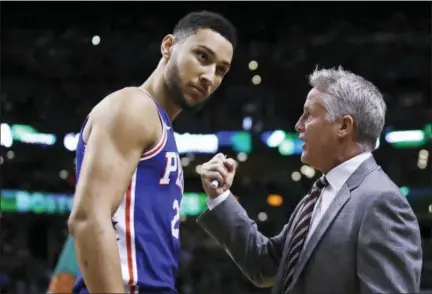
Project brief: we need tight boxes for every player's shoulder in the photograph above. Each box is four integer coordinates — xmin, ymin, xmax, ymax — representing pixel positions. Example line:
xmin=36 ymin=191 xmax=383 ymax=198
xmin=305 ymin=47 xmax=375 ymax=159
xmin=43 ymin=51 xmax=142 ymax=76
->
xmin=90 ymin=87 xmax=161 ymax=141
xmin=93 ymin=87 xmax=159 ymax=124
xmin=111 ymin=86 xmax=158 ymax=115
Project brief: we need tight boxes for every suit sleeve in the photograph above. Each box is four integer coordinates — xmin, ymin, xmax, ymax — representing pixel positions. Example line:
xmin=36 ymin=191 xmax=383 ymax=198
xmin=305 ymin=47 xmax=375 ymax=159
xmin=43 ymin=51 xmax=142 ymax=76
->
xmin=197 ymin=193 xmax=298 ymax=288
xmin=357 ymin=191 xmax=423 ymax=293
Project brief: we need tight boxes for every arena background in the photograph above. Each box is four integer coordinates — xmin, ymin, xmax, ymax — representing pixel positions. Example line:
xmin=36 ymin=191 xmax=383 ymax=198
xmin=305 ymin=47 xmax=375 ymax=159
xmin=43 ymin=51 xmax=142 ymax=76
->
xmin=1 ymin=1 xmax=431 ymax=293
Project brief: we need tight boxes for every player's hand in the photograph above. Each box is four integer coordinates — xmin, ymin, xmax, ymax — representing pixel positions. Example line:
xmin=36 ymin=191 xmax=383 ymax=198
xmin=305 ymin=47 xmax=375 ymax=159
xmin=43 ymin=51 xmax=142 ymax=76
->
xmin=199 ymin=153 xmax=237 ymax=199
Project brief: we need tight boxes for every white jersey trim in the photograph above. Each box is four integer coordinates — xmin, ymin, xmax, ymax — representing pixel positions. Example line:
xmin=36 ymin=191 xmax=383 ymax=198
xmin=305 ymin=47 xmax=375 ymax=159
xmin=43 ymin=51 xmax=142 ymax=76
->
xmin=112 ymin=171 xmax=138 ymax=290
xmin=137 ymin=86 xmax=169 ymax=161
xmin=140 ymin=125 xmax=168 ymax=161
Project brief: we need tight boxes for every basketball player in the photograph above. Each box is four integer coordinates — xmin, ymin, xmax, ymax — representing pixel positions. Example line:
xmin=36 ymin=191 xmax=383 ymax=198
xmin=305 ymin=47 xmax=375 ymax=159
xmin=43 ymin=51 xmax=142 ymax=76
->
xmin=66 ymin=11 xmax=236 ymax=293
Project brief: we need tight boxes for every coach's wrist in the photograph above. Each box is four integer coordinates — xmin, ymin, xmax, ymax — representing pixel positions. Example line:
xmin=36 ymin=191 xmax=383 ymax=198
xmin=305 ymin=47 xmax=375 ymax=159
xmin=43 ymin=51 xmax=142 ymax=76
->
xmin=206 ymin=190 xmax=231 ymax=210
xmin=213 ymin=189 xmax=231 ymax=199
xmin=203 ymin=184 xmax=229 ymax=199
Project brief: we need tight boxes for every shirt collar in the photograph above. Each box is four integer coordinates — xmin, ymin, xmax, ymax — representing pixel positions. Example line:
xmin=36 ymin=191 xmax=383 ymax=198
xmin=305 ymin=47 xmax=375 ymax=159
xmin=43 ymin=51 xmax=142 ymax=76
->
xmin=325 ymin=152 xmax=372 ymax=191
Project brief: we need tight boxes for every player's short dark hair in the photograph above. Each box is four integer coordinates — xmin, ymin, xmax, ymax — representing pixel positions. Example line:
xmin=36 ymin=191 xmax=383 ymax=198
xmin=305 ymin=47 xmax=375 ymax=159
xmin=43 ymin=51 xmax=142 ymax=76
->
xmin=173 ymin=11 xmax=237 ymax=49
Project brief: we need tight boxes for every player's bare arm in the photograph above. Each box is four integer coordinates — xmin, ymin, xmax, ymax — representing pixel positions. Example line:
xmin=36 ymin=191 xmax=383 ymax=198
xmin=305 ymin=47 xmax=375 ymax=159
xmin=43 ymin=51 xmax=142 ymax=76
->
xmin=67 ymin=88 xmax=161 ymax=292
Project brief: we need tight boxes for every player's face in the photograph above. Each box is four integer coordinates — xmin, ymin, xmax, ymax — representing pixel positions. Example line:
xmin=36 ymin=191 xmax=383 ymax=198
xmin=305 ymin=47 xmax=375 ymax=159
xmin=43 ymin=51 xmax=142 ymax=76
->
xmin=295 ymin=88 xmax=341 ymax=173
xmin=163 ymin=29 xmax=234 ymax=111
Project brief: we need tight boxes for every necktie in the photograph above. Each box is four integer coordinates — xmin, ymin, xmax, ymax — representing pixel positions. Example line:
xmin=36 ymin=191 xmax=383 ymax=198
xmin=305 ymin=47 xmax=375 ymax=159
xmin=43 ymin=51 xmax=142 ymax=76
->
xmin=282 ymin=176 xmax=329 ymax=293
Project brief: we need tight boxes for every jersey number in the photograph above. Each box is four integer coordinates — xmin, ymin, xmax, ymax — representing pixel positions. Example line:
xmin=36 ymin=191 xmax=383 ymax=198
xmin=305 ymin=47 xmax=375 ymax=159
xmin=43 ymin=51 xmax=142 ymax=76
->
xmin=171 ymin=199 xmax=180 ymax=239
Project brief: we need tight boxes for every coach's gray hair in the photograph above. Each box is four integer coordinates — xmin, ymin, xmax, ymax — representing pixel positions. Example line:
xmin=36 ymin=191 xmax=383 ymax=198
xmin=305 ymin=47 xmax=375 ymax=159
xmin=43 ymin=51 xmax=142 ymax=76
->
xmin=308 ymin=66 xmax=386 ymax=150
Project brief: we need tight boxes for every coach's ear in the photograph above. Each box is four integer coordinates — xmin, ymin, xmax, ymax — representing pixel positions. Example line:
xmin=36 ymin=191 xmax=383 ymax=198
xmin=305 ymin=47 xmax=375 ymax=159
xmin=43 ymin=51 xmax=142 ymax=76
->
xmin=161 ymin=34 xmax=175 ymax=59
xmin=337 ymin=114 xmax=354 ymax=139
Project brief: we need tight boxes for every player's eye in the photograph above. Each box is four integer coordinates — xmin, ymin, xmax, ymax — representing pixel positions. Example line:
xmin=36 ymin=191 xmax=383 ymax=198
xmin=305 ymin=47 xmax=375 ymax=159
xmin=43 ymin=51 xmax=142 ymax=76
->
xmin=216 ymin=66 xmax=227 ymax=76
xmin=196 ymin=51 xmax=209 ymax=63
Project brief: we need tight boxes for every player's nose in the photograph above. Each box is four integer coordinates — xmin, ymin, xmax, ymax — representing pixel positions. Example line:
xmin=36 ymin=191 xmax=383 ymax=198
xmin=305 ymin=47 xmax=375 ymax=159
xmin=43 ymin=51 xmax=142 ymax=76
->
xmin=199 ymin=67 xmax=215 ymax=87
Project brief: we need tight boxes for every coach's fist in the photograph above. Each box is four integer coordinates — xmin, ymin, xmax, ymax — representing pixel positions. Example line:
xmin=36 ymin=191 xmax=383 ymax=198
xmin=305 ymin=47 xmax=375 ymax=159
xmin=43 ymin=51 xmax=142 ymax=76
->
xmin=199 ymin=153 xmax=237 ymax=199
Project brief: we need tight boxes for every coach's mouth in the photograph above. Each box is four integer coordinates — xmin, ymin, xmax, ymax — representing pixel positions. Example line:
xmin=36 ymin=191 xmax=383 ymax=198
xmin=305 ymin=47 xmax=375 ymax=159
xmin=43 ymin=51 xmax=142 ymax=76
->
xmin=302 ymin=142 xmax=307 ymax=150
xmin=299 ymin=135 xmax=307 ymax=149
xmin=299 ymin=134 xmax=306 ymax=142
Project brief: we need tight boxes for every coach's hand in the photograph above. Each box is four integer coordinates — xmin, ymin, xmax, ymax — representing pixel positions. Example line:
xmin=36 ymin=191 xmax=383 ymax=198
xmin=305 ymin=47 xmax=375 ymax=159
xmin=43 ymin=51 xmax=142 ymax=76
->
xmin=200 ymin=153 xmax=237 ymax=199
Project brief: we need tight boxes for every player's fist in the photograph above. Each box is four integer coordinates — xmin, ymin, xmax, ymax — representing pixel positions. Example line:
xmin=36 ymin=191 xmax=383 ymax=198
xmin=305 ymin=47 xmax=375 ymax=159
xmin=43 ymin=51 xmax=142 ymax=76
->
xmin=199 ymin=153 xmax=237 ymax=199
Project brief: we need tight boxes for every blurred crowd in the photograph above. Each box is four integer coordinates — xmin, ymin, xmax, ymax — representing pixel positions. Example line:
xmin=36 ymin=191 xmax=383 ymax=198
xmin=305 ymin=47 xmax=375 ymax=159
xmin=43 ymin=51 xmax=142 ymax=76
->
xmin=1 ymin=215 xmax=432 ymax=293
xmin=1 ymin=2 xmax=431 ymax=293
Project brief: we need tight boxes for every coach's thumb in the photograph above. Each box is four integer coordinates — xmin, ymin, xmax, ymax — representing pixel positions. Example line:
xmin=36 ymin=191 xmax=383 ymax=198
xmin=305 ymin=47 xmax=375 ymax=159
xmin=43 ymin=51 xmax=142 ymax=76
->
xmin=224 ymin=158 xmax=237 ymax=172
xmin=214 ymin=153 xmax=226 ymax=161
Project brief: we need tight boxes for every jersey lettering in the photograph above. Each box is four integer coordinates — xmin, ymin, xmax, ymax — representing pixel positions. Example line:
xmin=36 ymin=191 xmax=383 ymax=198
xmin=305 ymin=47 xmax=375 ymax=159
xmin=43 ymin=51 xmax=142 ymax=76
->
xmin=160 ymin=152 xmax=178 ymax=185
xmin=160 ymin=152 xmax=184 ymax=192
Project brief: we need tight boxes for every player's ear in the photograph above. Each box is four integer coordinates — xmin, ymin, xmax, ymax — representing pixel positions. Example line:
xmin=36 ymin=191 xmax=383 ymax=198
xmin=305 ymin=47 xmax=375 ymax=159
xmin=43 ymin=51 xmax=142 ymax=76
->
xmin=161 ymin=34 xmax=175 ymax=59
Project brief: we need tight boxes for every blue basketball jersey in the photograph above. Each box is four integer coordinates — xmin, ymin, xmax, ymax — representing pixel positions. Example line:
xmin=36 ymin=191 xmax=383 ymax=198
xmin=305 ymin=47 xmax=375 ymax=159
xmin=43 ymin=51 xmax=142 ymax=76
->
xmin=72 ymin=88 xmax=184 ymax=294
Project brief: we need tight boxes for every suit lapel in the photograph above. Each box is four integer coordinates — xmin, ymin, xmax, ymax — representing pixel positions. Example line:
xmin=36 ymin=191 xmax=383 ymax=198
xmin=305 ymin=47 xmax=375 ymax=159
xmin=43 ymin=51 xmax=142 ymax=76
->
xmin=288 ymin=156 xmax=379 ymax=288
xmin=290 ymin=184 xmax=351 ymax=286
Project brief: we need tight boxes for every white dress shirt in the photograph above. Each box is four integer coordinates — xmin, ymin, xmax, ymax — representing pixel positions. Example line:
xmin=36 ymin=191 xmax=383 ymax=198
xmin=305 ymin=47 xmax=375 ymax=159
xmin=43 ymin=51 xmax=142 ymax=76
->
xmin=207 ymin=152 xmax=372 ymax=244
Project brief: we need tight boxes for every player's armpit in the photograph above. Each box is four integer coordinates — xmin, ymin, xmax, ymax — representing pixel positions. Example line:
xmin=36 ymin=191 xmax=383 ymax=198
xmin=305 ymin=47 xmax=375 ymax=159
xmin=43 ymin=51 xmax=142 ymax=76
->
xmin=68 ymin=88 xmax=161 ymax=292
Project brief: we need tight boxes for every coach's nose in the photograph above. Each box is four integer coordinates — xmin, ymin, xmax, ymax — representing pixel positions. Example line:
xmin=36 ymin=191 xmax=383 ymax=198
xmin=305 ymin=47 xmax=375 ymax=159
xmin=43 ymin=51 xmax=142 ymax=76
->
xmin=295 ymin=117 xmax=304 ymax=134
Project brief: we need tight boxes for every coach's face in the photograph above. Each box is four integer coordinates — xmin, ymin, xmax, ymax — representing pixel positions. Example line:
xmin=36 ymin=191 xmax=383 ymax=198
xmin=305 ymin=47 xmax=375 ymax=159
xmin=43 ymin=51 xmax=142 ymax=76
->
xmin=295 ymin=88 xmax=341 ymax=173
xmin=162 ymin=28 xmax=233 ymax=111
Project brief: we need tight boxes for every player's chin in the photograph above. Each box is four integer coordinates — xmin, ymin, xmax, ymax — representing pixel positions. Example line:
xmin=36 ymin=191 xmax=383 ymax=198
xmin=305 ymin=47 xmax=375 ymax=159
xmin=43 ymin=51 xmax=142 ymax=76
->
xmin=179 ymin=100 xmax=201 ymax=112
xmin=183 ymin=95 xmax=206 ymax=110
xmin=185 ymin=91 xmax=206 ymax=104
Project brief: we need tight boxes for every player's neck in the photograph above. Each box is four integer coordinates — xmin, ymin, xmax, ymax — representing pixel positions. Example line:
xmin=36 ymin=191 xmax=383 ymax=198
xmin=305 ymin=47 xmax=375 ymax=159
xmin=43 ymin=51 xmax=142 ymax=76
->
xmin=141 ymin=66 xmax=182 ymax=122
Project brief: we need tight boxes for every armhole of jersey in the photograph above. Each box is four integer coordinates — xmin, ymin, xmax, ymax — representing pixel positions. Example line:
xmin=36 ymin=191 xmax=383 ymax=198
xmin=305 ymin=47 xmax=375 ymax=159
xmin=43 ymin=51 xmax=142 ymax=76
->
xmin=140 ymin=104 xmax=168 ymax=161
xmin=79 ymin=116 xmax=90 ymax=146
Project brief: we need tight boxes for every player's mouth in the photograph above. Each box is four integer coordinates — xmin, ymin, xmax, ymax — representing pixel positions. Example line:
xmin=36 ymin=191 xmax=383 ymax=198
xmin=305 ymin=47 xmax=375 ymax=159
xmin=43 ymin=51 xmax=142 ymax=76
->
xmin=189 ymin=84 xmax=207 ymax=98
